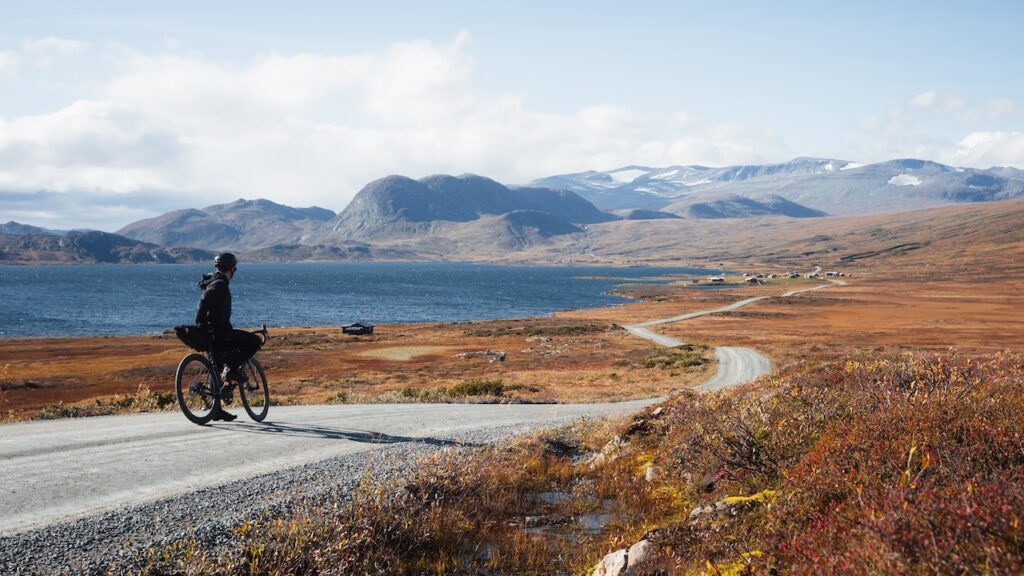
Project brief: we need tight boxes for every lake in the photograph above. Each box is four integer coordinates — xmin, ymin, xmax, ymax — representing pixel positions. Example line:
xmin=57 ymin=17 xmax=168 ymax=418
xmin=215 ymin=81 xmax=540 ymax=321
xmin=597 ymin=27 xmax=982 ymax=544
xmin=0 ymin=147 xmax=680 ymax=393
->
xmin=0 ymin=262 xmax=726 ymax=338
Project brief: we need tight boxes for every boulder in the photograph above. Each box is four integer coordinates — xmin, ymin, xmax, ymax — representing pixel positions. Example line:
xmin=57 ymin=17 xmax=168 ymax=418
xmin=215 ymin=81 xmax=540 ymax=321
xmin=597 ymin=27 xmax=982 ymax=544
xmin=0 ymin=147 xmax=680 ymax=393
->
xmin=624 ymin=540 xmax=658 ymax=575
xmin=592 ymin=548 xmax=628 ymax=576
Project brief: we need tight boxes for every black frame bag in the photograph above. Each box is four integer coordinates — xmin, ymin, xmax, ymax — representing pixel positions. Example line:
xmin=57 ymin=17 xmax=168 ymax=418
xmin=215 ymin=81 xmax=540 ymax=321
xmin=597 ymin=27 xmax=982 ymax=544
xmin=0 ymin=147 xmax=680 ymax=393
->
xmin=174 ymin=324 xmax=211 ymax=352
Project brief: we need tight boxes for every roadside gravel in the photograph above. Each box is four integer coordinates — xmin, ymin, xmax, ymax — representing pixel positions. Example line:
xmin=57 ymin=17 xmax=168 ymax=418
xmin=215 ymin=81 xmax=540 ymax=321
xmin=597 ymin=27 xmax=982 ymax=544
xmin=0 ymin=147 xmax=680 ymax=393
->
xmin=0 ymin=417 xmax=593 ymax=576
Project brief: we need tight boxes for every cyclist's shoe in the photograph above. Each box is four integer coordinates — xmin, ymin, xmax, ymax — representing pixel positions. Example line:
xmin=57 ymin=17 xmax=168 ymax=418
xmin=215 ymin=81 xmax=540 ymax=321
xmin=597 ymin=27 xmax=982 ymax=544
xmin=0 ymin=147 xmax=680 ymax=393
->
xmin=211 ymin=408 xmax=237 ymax=422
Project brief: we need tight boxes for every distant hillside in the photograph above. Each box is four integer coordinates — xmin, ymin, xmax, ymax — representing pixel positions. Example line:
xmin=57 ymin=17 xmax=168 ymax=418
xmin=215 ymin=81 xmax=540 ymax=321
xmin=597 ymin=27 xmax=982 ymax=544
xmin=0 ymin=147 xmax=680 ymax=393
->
xmin=612 ymin=209 xmax=681 ymax=221
xmin=575 ymin=198 xmax=1024 ymax=275
xmin=117 ymin=198 xmax=335 ymax=252
xmin=241 ymin=242 xmax=428 ymax=262
xmin=0 ymin=221 xmax=64 ymax=236
xmin=533 ymin=158 xmax=1024 ymax=215
xmin=311 ymin=173 xmax=612 ymax=242
xmin=664 ymin=193 xmax=826 ymax=219
xmin=0 ymin=231 xmax=213 ymax=264
xmin=448 ymin=211 xmax=583 ymax=251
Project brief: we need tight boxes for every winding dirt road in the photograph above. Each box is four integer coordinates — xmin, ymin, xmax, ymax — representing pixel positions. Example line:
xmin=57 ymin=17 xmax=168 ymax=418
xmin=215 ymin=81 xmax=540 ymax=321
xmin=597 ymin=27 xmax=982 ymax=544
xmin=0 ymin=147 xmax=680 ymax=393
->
xmin=623 ymin=271 xmax=845 ymax=390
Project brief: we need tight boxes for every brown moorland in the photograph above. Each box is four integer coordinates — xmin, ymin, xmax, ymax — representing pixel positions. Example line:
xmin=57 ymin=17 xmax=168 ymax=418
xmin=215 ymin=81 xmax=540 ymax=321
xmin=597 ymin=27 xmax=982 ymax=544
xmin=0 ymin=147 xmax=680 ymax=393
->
xmin=0 ymin=318 xmax=715 ymax=420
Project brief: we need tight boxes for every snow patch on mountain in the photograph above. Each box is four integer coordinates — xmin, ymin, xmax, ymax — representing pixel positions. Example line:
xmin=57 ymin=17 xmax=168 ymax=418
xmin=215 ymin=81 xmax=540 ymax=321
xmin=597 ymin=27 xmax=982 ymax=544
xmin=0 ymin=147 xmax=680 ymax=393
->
xmin=841 ymin=162 xmax=865 ymax=171
xmin=608 ymin=168 xmax=649 ymax=183
xmin=888 ymin=174 xmax=922 ymax=186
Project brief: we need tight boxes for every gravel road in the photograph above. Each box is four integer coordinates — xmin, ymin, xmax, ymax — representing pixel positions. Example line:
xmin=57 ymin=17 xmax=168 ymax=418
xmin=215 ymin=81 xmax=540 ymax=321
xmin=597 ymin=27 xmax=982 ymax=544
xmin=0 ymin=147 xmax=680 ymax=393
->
xmin=622 ymin=274 xmax=846 ymax=390
xmin=695 ymin=347 xmax=773 ymax=392
xmin=0 ymin=400 xmax=655 ymax=575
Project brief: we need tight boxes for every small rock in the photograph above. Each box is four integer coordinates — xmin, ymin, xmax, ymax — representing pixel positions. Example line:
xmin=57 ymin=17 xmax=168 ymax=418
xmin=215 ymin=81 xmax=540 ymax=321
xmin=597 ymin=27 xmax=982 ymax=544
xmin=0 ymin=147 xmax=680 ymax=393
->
xmin=644 ymin=465 xmax=662 ymax=483
xmin=592 ymin=548 xmax=628 ymax=576
xmin=624 ymin=539 xmax=658 ymax=575
xmin=650 ymin=407 xmax=664 ymax=418
xmin=688 ymin=504 xmax=716 ymax=524
xmin=603 ymin=435 xmax=626 ymax=454
xmin=588 ymin=436 xmax=627 ymax=469
xmin=688 ymin=505 xmax=706 ymax=523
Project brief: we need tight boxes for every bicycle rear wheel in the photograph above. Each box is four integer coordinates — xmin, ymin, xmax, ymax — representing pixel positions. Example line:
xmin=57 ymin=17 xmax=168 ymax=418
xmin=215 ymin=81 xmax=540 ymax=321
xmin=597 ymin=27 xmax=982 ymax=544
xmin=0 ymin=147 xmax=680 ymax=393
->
xmin=175 ymin=353 xmax=220 ymax=425
xmin=240 ymin=358 xmax=270 ymax=422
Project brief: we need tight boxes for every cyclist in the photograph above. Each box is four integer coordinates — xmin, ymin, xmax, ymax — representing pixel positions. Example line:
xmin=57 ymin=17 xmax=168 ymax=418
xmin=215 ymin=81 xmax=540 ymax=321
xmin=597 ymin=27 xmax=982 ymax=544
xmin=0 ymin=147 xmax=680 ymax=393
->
xmin=196 ymin=252 xmax=261 ymax=421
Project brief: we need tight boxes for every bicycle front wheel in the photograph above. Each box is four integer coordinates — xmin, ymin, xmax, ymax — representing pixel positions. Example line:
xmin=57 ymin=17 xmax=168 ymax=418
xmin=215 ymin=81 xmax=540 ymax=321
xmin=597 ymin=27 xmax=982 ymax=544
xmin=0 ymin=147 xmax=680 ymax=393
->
xmin=240 ymin=358 xmax=270 ymax=422
xmin=175 ymin=353 xmax=219 ymax=425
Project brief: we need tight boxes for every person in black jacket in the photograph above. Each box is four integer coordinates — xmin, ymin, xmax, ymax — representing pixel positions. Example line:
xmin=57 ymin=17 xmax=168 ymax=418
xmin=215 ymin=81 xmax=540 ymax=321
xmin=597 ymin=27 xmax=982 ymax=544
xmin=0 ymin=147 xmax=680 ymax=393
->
xmin=196 ymin=252 xmax=261 ymax=421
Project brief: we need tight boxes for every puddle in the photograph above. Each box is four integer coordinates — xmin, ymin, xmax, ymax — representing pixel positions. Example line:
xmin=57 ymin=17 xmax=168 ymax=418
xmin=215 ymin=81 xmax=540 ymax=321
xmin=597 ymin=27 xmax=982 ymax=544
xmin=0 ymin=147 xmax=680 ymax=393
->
xmin=523 ymin=494 xmax=623 ymax=538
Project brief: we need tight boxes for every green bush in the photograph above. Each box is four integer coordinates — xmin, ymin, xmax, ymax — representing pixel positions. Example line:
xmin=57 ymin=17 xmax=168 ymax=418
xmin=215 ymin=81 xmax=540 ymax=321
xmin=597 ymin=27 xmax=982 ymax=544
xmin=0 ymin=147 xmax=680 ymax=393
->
xmin=448 ymin=379 xmax=505 ymax=397
xmin=643 ymin=351 xmax=706 ymax=370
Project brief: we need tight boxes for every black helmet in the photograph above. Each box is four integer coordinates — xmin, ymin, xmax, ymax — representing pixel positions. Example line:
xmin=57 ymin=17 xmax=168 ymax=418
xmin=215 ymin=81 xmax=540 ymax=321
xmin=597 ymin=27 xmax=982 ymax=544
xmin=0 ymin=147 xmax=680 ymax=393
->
xmin=214 ymin=252 xmax=238 ymax=271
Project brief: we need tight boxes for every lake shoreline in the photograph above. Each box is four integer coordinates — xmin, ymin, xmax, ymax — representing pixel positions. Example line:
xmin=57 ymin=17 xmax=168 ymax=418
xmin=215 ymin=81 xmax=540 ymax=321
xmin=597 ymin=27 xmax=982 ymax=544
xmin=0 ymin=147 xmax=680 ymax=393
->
xmin=0 ymin=262 xmax=725 ymax=339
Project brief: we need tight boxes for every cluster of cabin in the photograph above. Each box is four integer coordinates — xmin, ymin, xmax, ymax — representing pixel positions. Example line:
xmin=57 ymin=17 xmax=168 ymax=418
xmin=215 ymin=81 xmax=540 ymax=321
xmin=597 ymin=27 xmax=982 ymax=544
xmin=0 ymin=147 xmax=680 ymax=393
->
xmin=703 ymin=269 xmax=846 ymax=285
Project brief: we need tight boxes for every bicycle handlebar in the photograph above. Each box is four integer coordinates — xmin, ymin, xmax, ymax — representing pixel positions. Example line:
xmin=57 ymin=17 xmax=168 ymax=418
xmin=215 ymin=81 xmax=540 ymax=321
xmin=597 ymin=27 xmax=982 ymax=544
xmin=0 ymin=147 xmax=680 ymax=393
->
xmin=254 ymin=323 xmax=270 ymax=345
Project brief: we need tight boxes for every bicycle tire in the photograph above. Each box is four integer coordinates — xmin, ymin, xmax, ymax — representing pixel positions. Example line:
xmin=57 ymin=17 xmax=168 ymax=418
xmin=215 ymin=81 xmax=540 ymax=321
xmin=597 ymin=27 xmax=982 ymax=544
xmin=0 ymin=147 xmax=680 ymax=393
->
xmin=240 ymin=357 xmax=270 ymax=422
xmin=175 ymin=353 xmax=220 ymax=425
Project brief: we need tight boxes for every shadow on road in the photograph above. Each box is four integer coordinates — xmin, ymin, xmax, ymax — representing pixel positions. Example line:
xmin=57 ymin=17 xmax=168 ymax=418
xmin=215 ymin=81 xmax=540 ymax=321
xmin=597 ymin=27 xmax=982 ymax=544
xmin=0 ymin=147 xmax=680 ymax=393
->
xmin=210 ymin=420 xmax=480 ymax=447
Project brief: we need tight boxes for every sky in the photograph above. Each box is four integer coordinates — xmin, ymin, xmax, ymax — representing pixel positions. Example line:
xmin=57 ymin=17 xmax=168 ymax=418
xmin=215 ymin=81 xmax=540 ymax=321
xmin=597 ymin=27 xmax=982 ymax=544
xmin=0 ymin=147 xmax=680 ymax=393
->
xmin=1 ymin=0 xmax=1022 ymax=230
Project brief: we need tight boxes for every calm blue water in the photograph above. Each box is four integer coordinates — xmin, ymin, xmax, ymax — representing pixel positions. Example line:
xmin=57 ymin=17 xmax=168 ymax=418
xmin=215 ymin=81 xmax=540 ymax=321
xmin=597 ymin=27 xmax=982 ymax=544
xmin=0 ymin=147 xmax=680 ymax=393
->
xmin=0 ymin=262 xmax=723 ymax=338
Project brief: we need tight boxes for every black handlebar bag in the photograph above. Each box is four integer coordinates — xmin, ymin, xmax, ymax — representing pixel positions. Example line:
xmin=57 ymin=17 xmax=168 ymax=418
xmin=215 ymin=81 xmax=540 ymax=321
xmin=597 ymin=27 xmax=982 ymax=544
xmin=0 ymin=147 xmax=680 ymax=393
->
xmin=174 ymin=324 xmax=211 ymax=352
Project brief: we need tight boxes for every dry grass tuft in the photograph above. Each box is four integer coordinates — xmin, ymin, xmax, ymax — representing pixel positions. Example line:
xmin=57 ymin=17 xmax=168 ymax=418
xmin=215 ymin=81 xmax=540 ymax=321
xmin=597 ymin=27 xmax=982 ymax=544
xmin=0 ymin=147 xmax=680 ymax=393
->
xmin=4 ymin=384 xmax=176 ymax=422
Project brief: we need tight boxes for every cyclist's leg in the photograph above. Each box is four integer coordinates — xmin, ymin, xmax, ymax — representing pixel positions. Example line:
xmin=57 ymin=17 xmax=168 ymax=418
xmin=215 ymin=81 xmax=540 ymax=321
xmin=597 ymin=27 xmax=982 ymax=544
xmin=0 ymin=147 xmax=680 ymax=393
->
xmin=220 ymin=330 xmax=261 ymax=378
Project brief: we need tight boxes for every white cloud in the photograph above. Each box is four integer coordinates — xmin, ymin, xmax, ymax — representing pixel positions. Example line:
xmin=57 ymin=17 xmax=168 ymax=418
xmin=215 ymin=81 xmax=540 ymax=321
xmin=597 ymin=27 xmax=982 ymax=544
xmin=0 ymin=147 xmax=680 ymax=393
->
xmin=903 ymin=90 xmax=1012 ymax=120
xmin=949 ymin=131 xmax=1024 ymax=168
xmin=909 ymin=90 xmax=937 ymax=109
xmin=851 ymin=91 xmax=1024 ymax=168
xmin=0 ymin=51 xmax=18 ymax=74
xmin=23 ymin=36 xmax=90 ymax=55
xmin=0 ymin=33 xmax=775 ymax=228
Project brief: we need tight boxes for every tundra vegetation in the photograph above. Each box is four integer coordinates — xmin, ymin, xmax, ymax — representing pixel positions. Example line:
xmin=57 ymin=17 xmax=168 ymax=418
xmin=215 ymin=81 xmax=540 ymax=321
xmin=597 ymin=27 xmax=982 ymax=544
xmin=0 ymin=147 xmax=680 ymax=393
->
xmin=126 ymin=350 xmax=1024 ymax=575
xmin=0 ymin=318 xmax=712 ymax=421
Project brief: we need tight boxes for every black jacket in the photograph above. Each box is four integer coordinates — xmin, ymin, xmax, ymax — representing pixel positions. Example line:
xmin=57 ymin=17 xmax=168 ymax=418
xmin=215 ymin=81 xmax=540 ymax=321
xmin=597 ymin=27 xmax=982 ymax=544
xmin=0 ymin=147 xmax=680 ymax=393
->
xmin=196 ymin=271 xmax=232 ymax=339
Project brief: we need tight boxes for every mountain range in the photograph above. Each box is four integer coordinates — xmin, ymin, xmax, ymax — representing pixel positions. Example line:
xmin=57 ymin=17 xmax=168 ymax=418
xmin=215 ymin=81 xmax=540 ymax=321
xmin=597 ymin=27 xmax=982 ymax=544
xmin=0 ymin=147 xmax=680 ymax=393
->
xmin=0 ymin=221 xmax=65 ymax=236
xmin=309 ymin=174 xmax=614 ymax=243
xmin=3 ymin=157 xmax=1023 ymax=264
xmin=0 ymin=230 xmax=212 ymax=264
xmin=116 ymin=198 xmax=335 ymax=252
xmin=532 ymin=157 xmax=1024 ymax=215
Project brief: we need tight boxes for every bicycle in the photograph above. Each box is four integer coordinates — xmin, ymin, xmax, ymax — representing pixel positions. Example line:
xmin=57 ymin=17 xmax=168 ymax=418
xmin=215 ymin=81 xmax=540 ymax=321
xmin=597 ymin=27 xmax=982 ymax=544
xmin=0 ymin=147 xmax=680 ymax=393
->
xmin=174 ymin=325 xmax=271 ymax=425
